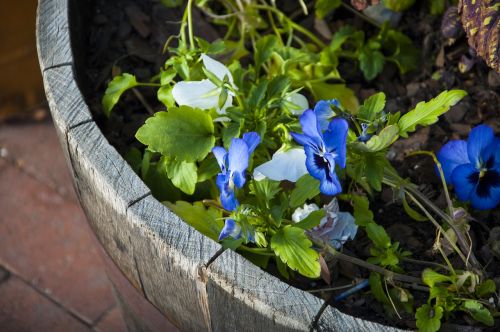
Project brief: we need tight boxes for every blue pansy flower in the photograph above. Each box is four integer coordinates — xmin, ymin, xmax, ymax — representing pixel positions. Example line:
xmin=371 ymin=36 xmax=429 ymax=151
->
xmin=314 ymin=99 xmax=340 ymax=131
xmin=438 ymin=124 xmax=500 ymax=210
xmin=291 ymin=109 xmax=348 ymax=196
xmin=212 ymin=132 xmax=261 ymax=211
xmin=218 ymin=219 xmax=242 ymax=241
xmin=357 ymin=123 xmax=372 ymax=143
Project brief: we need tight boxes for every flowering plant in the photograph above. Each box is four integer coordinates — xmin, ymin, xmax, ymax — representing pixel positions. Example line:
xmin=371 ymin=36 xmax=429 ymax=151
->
xmin=102 ymin=1 xmax=499 ymax=330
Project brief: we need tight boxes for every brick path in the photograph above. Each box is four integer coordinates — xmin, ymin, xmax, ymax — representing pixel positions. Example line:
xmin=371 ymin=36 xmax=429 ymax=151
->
xmin=0 ymin=121 xmax=179 ymax=332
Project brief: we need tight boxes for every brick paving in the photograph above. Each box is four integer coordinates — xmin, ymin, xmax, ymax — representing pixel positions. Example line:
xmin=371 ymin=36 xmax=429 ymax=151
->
xmin=0 ymin=121 xmax=178 ymax=332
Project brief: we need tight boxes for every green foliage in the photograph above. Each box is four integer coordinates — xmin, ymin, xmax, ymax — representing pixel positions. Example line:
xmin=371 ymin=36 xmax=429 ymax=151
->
xmin=162 ymin=157 xmax=198 ymax=195
xmin=357 ymin=92 xmax=386 ymax=122
xmin=358 ymin=46 xmax=385 ymax=81
xmin=398 ymin=90 xmax=467 ymax=137
xmin=271 ymin=226 xmax=320 ymax=278
xmin=290 ymin=174 xmax=320 ymax=208
xmin=294 ymin=210 xmax=325 ymax=230
xmin=164 ymin=201 xmax=223 ymax=241
xmin=136 ymin=106 xmax=215 ymax=162
xmin=102 ymin=74 xmax=138 ymax=116
xmin=314 ymin=0 xmax=342 ymax=18
xmin=382 ymin=0 xmax=416 ymax=12
xmin=160 ymin=0 xmax=183 ymax=8
xmin=416 ymin=304 xmax=443 ymax=332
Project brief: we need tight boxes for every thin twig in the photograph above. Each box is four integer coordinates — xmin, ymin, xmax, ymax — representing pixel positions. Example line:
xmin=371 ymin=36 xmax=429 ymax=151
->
xmin=132 ymin=88 xmax=155 ymax=115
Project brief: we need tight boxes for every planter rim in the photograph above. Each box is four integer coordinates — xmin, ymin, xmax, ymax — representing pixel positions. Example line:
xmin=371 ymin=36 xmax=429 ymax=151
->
xmin=36 ymin=0 xmax=404 ymax=331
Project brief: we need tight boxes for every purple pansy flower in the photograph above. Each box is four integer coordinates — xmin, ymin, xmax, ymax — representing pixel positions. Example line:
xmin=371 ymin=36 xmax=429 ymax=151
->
xmin=438 ymin=124 xmax=500 ymax=210
xmin=218 ymin=219 xmax=241 ymax=241
xmin=212 ymin=132 xmax=260 ymax=211
xmin=291 ymin=109 xmax=348 ymax=196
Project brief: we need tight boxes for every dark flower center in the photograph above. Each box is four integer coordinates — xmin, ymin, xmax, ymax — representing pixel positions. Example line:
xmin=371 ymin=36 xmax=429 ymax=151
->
xmin=314 ymin=153 xmax=333 ymax=181
xmin=468 ymin=169 xmax=500 ymax=198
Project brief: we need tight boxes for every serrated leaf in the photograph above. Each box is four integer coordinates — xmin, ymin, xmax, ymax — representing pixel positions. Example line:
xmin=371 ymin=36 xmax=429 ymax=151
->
xmin=290 ymin=174 xmax=320 ymax=208
xmin=164 ymin=201 xmax=223 ymax=241
xmin=255 ymin=35 xmax=279 ymax=71
xmin=357 ymin=92 xmax=386 ymax=121
xmin=352 ymin=195 xmax=374 ymax=226
xmin=366 ymin=223 xmax=391 ymax=249
xmin=315 ymin=0 xmax=342 ymax=18
xmin=358 ymin=48 xmax=385 ymax=81
xmin=398 ymin=90 xmax=467 ymax=137
xmin=350 ymin=125 xmax=399 ymax=153
xmin=422 ymin=268 xmax=451 ymax=288
xmin=271 ymin=226 xmax=320 ymax=278
xmin=102 ymin=73 xmax=138 ymax=116
xmin=476 ymin=279 xmax=496 ymax=297
xmin=136 ymin=106 xmax=215 ymax=162
xmin=461 ymin=300 xmax=494 ymax=326
xmin=309 ymin=82 xmax=359 ymax=114
xmin=416 ymin=304 xmax=443 ymax=332
xmin=329 ymin=25 xmax=359 ymax=52
xmin=157 ymin=85 xmax=175 ymax=108
xmin=162 ymin=157 xmax=198 ymax=195
xmin=295 ymin=210 xmax=325 ymax=230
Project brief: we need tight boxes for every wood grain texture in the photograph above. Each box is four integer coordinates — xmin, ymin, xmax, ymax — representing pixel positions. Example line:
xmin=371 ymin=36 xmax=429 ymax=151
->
xmin=126 ymin=195 xmax=221 ymax=331
xmin=36 ymin=0 xmax=73 ymax=71
xmin=206 ymin=249 xmax=323 ymax=332
xmin=67 ymin=121 xmax=150 ymax=291
xmin=314 ymin=306 xmax=404 ymax=332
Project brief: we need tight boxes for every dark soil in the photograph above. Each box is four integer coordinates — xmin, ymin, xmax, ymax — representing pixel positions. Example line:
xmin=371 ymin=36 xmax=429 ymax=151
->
xmin=77 ymin=0 xmax=500 ymax=330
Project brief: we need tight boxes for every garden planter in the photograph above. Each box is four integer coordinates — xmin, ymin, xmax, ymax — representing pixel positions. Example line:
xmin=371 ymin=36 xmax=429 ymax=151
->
xmin=36 ymin=0 xmax=404 ymax=331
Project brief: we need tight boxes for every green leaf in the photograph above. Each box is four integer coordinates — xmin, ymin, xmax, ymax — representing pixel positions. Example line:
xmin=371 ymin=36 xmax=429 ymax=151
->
xmin=157 ymin=85 xmax=175 ymax=108
xmin=366 ymin=223 xmax=391 ymax=249
xmin=255 ymin=35 xmax=279 ymax=71
xmin=415 ymin=304 xmax=443 ymax=332
xmin=162 ymin=157 xmax=198 ymax=195
xmin=124 ymin=147 xmax=142 ymax=173
xmin=364 ymin=152 xmax=388 ymax=191
xmin=398 ymin=90 xmax=467 ymax=137
xmin=197 ymin=156 xmax=220 ymax=183
xmin=222 ymin=122 xmax=241 ymax=149
xmin=136 ymin=106 xmax=215 ymax=162
xmin=476 ymin=279 xmax=496 ymax=297
xmin=249 ymin=179 xmax=281 ymax=204
xmin=290 ymin=174 xmax=320 ymax=208
xmin=102 ymin=73 xmax=138 ymax=116
xmin=422 ymin=268 xmax=451 ymax=288
xmin=329 ymin=26 xmax=358 ymax=52
xmin=382 ymin=0 xmax=415 ymax=12
xmin=369 ymin=273 xmax=390 ymax=304
xmin=271 ymin=226 xmax=320 ymax=278
xmin=350 ymin=125 xmax=399 ymax=153
xmin=461 ymin=300 xmax=494 ymax=326
xmin=309 ymin=82 xmax=359 ymax=114
xmin=401 ymin=192 xmax=427 ymax=221
xmin=315 ymin=0 xmax=342 ymax=18
xmin=164 ymin=201 xmax=223 ymax=241
xmin=352 ymin=194 xmax=374 ymax=226
xmin=267 ymin=75 xmax=291 ymax=99
xmin=358 ymin=48 xmax=385 ymax=81
xmin=248 ymin=80 xmax=269 ymax=109
xmin=295 ymin=210 xmax=325 ymax=230
xmin=357 ymin=92 xmax=386 ymax=121
xmin=160 ymin=0 xmax=183 ymax=7
xmin=429 ymin=0 xmax=445 ymax=15
xmin=275 ymin=256 xmax=290 ymax=279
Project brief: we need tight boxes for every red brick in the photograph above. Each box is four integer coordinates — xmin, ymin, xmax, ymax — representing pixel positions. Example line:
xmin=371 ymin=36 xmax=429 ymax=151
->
xmin=0 ymin=122 xmax=77 ymax=202
xmin=0 ymin=276 xmax=90 ymax=332
xmin=0 ymin=165 xmax=115 ymax=323
xmin=94 ymin=306 xmax=127 ymax=332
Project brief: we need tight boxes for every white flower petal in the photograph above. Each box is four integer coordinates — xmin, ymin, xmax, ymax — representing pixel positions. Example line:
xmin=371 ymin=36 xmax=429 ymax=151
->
xmin=172 ymin=79 xmax=232 ymax=113
xmin=287 ymin=93 xmax=309 ymax=115
xmin=292 ymin=203 xmax=320 ymax=223
xmin=253 ymin=148 xmax=308 ymax=182
xmin=201 ymin=54 xmax=234 ymax=85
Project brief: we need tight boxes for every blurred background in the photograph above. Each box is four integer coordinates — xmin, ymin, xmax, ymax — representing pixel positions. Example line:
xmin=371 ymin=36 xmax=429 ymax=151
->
xmin=0 ymin=2 xmax=175 ymax=331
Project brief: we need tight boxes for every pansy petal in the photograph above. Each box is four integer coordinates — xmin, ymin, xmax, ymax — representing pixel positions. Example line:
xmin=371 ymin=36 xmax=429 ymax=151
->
xmin=299 ymin=110 xmax=324 ymax=147
xmin=253 ymin=148 xmax=308 ymax=182
xmin=228 ymin=138 xmax=249 ymax=174
xmin=232 ymin=171 xmax=246 ymax=188
xmin=437 ymin=140 xmax=469 ymax=183
xmin=216 ymin=173 xmax=238 ymax=211
xmin=451 ymin=164 xmax=477 ymax=202
xmin=467 ymin=124 xmax=495 ymax=167
xmin=242 ymin=132 xmax=261 ymax=154
xmin=218 ymin=219 xmax=242 ymax=241
xmin=201 ymin=54 xmax=234 ymax=84
xmin=323 ymin=118 xmax=348 ymax=168
xmin=494 ymin=138 xmax=500 ymax=168
xmin=319 ymin=171 xmax=342 ymax=196
xmin=172 ymin=79 xmax=220 ymax=110
xmin=212 ymin=146 xmax=228 ymax=172
xmin=304 ymin=145 xmax=328 ymax=181
xmin=291 ymin=132 xmax=317 ymax=150
xmin=470 ymin=184 xmax=500 ymax=210
xmin=314 ymin=100 xmax=336 ymax=131
xmin=287 ymin=93 xmax=309 ymax=115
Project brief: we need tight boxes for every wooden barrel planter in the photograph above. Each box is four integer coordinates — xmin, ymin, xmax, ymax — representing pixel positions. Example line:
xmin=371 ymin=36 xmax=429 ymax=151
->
xmin=37 ymin=0 xmax=403 ymax=331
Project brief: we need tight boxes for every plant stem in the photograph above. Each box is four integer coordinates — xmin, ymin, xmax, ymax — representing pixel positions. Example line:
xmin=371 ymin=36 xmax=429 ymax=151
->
xmin=340 ymin=2 xmax=381 ymax=28
xmin=187 ymin=0 xmax=195 ymax=50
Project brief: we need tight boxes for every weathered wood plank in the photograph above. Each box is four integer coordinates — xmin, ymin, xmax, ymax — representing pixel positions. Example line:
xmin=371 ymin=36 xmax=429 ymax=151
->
xmin=126 ymin=195 xmax=221 ymax=332
xmin=66 ymin=121 xmax=150 ymax=292
xmin=42 ymin=66 xmax=93 ymax=134
xmin=206 ymin=249 xmax=323 ymax=331
xmin=315 ymin=306 xmax=404 ymax=332
xmin=36 ymin=0 xmax=73 ymax=71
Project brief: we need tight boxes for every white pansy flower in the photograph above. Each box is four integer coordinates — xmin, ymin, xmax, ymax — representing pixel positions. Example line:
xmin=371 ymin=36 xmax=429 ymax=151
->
xmin=253 ymin=148 xmax=308 ymax=182
xmin=292 ymin=203 xmax=320 ymax=223
xmin=172 ymin=54 xmax=235 ymax=114
xmin=286 ymin=92 xmax=309 ymax=115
